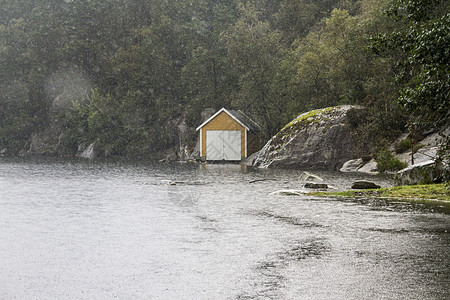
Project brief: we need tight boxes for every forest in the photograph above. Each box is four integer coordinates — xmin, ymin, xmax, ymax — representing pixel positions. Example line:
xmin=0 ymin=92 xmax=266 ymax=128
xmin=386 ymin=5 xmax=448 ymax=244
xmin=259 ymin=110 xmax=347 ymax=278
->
xmin=0 ymin=0 xmax=448 ymax=159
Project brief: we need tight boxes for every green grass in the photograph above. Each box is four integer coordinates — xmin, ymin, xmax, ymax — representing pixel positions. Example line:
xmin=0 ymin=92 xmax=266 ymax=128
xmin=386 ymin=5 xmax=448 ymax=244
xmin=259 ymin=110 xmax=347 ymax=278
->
xmin=310 ymin=183 xmax=450 ymax=207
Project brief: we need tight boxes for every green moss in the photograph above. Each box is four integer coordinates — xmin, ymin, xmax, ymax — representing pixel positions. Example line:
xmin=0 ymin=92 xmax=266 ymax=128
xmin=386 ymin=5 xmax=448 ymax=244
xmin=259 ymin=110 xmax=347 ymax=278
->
xmin=381 ymin=184 xmax=449 ymax=200
xmin=322 ymin=125 xmax=332 ymax=134
xmin=270 ymin=106 xmax=342 ymax=152
xmin=281 ymin=107 xmax=335 ymax=132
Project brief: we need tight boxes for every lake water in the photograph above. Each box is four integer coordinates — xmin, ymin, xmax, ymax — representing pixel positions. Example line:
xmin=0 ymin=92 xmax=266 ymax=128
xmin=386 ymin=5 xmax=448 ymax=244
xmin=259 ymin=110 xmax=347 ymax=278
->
xmin=0 ymin=158 xmax=449 ymax=299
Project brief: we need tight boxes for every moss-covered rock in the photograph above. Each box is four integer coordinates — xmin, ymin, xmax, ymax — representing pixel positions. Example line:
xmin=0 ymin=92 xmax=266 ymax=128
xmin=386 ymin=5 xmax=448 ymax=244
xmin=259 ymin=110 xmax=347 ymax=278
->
xmin=252 ymin=105 xmax=362 ymax=170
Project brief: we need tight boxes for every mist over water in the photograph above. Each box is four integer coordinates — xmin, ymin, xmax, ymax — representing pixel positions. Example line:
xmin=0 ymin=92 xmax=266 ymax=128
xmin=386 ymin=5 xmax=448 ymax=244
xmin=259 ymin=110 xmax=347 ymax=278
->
xmin=0 ymin=158 xmax=448 ymax=299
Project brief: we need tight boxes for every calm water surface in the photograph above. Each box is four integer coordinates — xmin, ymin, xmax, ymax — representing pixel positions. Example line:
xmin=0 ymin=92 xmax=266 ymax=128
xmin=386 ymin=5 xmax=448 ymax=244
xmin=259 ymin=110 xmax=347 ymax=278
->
xmin=0 ymin=158 xmax=449 ymax=299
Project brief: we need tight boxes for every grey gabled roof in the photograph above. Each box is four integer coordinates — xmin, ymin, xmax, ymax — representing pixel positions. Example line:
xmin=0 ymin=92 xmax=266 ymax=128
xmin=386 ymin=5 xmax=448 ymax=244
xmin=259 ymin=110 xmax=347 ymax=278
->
xmin=196 ymin=108 xmax=261 ymax=132
xmin=227 ymin=109 xmax=261 ymax=132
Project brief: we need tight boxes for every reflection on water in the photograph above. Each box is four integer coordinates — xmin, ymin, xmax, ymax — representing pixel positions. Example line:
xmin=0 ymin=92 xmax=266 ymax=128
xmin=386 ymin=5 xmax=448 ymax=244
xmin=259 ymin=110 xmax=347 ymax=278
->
xmin=0 ymin=157 xmax=449 ymax=299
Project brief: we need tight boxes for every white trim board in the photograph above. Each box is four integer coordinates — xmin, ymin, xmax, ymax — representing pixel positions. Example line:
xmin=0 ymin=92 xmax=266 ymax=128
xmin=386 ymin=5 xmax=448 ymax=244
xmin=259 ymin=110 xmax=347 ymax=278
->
xmin=199 ymin=128 xmax=203 ymax=157
xmin=245 ymin=129 xmax=247 ymax=157
xmin=196 ymin=108 xmax=250 ymax=131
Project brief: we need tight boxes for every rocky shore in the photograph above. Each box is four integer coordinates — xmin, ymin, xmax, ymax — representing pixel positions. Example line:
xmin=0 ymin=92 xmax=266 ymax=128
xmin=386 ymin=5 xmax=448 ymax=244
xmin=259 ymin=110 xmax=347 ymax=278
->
xmin=249 ymin=105 xmax=448 ymax=185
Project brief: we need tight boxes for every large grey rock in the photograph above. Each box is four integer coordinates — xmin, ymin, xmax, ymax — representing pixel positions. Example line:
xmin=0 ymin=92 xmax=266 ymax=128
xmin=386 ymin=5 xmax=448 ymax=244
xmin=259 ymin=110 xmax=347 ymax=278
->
xmin=51 ymin=93 xmax=77 ymax=115
xmin=47 ymin=68 xmax=92 ymax=115
xmin=201 ymin=108 xmax=216 ymax=121
xmin=253 ymin=105 xmax=362 ymax=170
xmin=245 ymin=151 xmax=260 ymax=166
xmin=355 ymin=159 xmax=379 ymax=175
xmin=395 ymin=146 xmax=438 ymax=168
xmin=340 ymin=158 xmax=364 ymax=173
xmin=395 ymin=160 xmax=444 ymax=185
xmin=27 ymin=121 xmax=63 ymax=155
xmin=175 ymin=116 xmax=197 ymax=161
xmin=393 ymin=129 xmax=448 ymax=169
xmin=78 ymin=142 xmax=99 ymax=159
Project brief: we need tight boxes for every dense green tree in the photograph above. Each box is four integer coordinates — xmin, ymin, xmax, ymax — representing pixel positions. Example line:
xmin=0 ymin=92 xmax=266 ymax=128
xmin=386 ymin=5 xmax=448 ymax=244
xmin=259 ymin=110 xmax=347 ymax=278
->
xmin=286 ymin=9 xmax=365 ymax=110
xmin=0 ymin=1 xmax=67 ymax=152
xmin=274 ymin=0 xmax=348 ymax=44
xmin=370 ymin=0 xmax=449 ymax=164
xmin=221 ymin=2 xmax=286 ymax=137
xmin=371 ymin=0 xmax=449 ymax=129
xmin=181 ymin=0 xmax=238 ymax=126
xmin=1 ymin=0 xmax=436 ymax=158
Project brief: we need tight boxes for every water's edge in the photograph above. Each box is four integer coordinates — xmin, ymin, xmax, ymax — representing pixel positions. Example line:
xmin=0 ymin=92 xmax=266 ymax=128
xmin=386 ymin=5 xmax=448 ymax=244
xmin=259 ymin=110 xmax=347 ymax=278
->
xmin=1 ymin=158 xmax=448 ymax=299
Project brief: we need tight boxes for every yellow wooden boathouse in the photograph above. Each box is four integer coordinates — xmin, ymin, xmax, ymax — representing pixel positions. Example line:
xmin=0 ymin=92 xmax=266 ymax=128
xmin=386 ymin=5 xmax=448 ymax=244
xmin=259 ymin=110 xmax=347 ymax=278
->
xmin=196 ymin=108 xmax=261 ymax=161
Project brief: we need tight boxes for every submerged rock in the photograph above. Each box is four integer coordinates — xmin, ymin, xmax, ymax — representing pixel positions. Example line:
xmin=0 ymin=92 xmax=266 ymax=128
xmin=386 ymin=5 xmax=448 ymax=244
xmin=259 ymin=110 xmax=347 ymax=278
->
xmin=304 ymin=182 xmax=328 ymax=189
xmin=351 ymin=181 xmax=381 ymax=189
xmin=269 ymin=189 xmax=304 ymax=196
xmin=253 ymin=105 xmax=362 ymax=171
xmin=299 ymin=171 xmax=324 ymax=182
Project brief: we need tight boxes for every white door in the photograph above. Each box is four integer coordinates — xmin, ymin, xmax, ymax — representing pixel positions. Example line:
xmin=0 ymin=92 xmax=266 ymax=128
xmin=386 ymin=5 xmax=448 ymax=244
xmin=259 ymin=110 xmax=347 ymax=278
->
xmin=206 ymin=130 xmax=241 ymax=160
xmin=223 ymin=131 xmax=241 ymax=160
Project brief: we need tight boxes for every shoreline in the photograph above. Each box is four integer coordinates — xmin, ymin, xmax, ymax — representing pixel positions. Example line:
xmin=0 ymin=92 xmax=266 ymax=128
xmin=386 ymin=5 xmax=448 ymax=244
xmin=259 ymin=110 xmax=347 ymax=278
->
xmin=309 ymin=183 xmax=450 ymax=211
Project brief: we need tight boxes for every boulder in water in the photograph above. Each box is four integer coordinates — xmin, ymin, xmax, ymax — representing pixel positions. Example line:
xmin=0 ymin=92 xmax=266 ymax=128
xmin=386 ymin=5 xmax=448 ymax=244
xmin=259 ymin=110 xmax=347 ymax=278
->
xmin=252 ymin=105 xmax=363 ymax=170
xmin=269 ymin=189 xmax=304 ymax=196
xmin=351 ymin=180 xmax=381 ymax=189
xmin=304 ymin=182 xmax=328 ymax=189
xmin=299 ymin=171 xmax=324 ymax=182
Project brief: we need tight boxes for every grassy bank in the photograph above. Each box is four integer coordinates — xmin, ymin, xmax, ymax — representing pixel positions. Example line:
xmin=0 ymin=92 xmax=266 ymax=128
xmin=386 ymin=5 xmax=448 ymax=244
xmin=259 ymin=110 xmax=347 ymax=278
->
xmin=310 ymin=183 xmax=450 ymax=208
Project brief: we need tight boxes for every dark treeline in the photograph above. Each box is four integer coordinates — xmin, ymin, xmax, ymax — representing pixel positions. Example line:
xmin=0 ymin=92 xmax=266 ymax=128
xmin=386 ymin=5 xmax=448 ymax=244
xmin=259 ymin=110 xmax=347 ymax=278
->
xmin=0 ymin=0 xmax=448 ymax=157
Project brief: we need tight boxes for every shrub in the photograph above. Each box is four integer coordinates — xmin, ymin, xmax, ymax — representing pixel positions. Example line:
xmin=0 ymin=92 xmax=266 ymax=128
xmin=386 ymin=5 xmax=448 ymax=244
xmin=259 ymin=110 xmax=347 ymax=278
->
xmin=394 ymin=138 xmax=412 ymax=154
xmin=375 ymin=150 xmax=407 ymax=172
xmin=394 ymin=137 xmax=426 ymax=154
xmin=347 ymin=104 xmax=408 ymax=157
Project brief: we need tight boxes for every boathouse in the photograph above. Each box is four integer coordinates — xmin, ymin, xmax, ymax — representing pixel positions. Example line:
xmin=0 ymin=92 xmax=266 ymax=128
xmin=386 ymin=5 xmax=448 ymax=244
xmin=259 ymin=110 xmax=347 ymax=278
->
xmin=196 ymin=108 xmax=261 ymax=161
